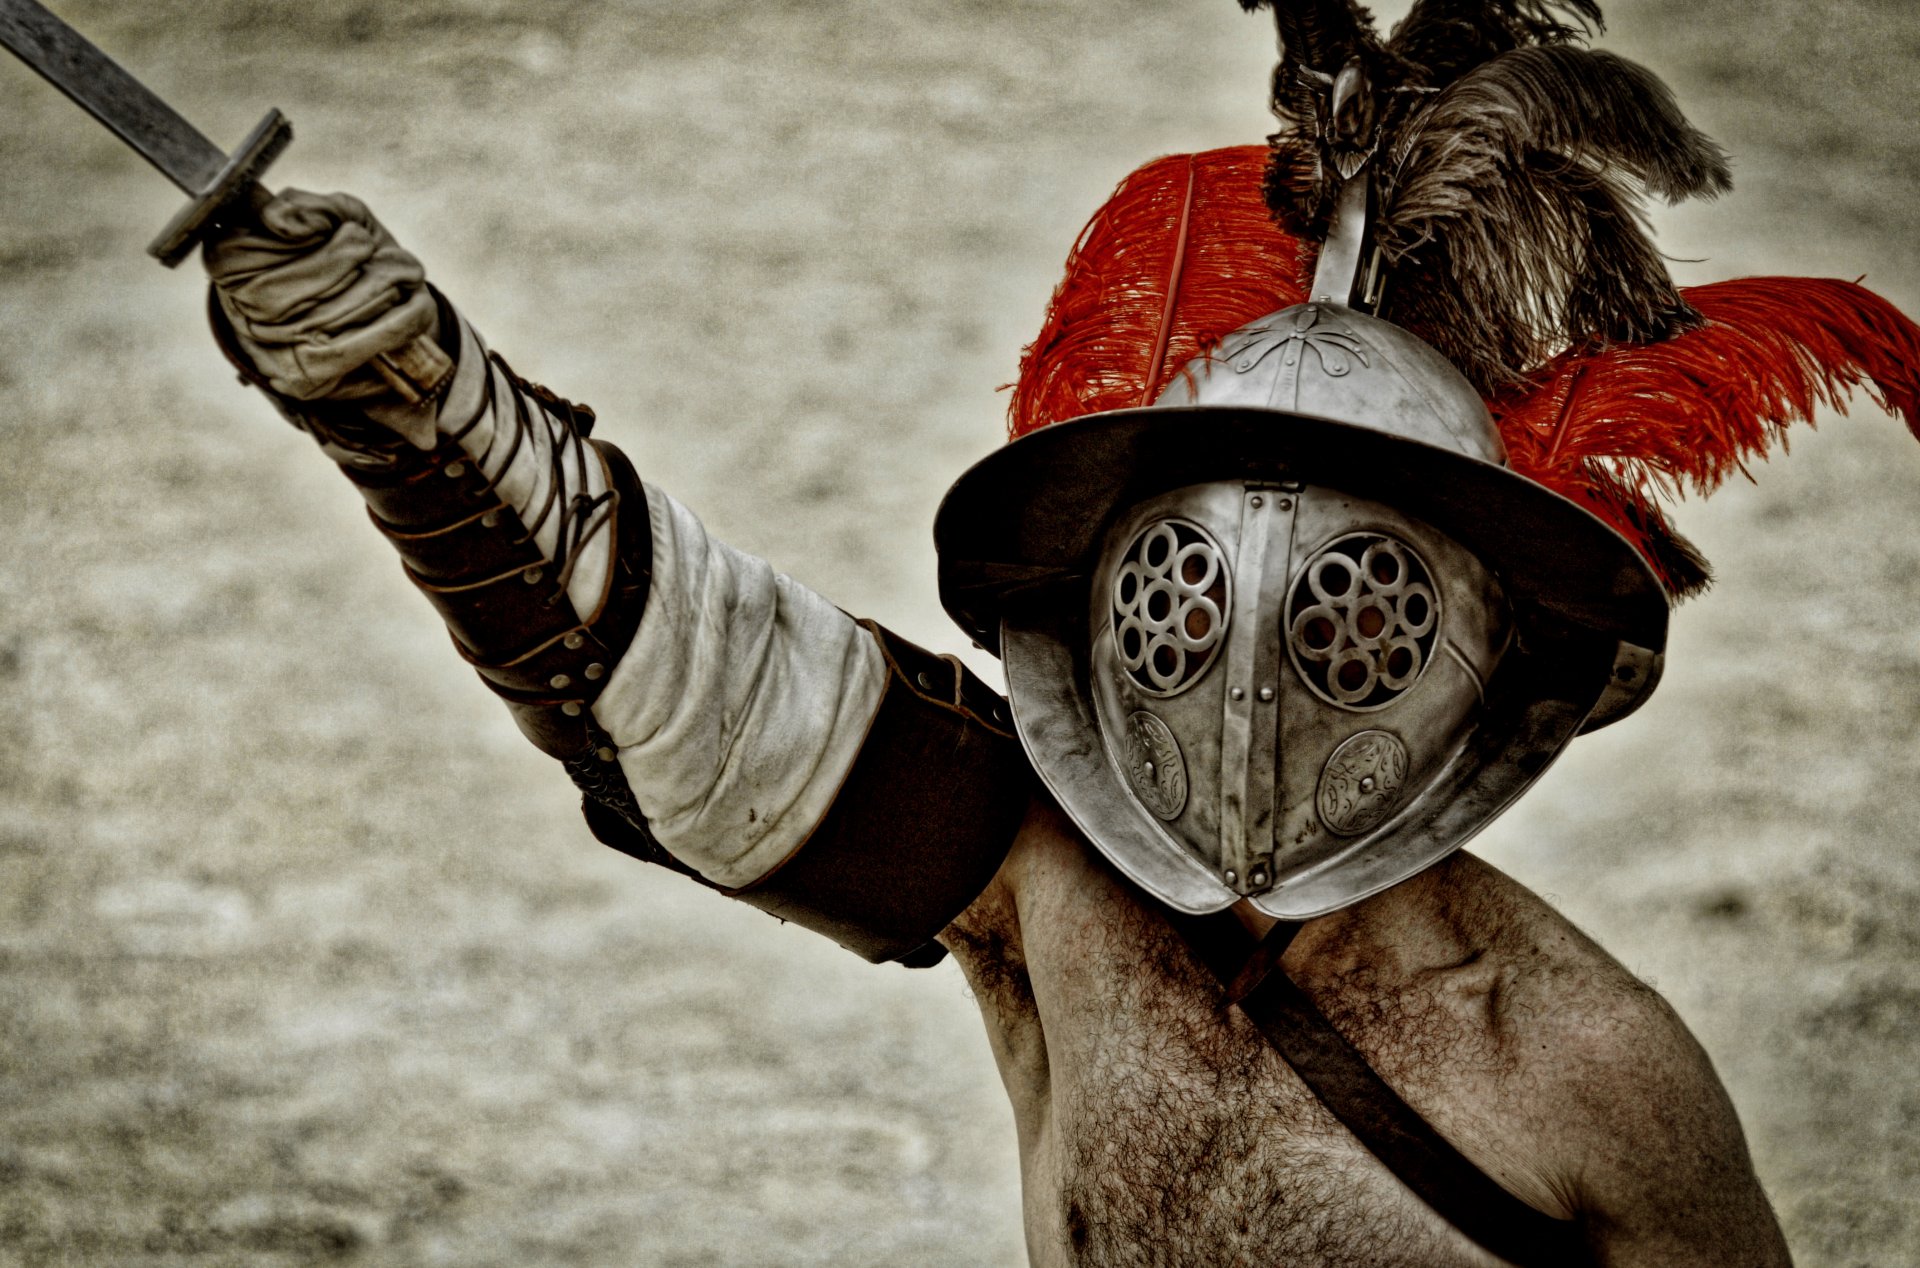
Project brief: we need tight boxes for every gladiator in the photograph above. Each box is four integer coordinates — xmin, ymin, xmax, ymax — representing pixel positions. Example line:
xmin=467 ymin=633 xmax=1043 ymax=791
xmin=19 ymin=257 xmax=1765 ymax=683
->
xmin=7 ymin=0 xmax=1919 ymax=1263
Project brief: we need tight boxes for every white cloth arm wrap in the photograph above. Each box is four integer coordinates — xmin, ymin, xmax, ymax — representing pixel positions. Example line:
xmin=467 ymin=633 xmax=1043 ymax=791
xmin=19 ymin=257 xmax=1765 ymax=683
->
xmin=593 ymin=485 xmax=888 ymax=889
xmin=395 ymin=306 xmax=886 ymax=890
xmin=428 ymin=313 xmax=614 ymax=620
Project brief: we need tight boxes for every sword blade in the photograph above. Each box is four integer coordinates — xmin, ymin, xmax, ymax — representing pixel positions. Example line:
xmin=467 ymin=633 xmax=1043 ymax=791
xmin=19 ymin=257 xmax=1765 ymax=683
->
xmin=0 ymin=0 xmax=224 ymax=194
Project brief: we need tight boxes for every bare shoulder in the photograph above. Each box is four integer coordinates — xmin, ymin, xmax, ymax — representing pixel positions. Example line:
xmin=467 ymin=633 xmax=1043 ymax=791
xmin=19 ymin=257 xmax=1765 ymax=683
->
xmin=1296 ymin=852 xmax=1792 ymax=1266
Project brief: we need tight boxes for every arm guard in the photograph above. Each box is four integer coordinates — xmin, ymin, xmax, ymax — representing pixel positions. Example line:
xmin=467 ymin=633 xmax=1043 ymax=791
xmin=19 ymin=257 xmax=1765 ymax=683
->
xmin=214 ymin=291 xmax=1028 ymax=965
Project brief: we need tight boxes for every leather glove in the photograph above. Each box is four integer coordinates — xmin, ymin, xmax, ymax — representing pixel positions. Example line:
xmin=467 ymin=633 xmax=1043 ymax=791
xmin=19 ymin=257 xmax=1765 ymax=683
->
xmin=204 ymin=190 xmax=438 ymax=403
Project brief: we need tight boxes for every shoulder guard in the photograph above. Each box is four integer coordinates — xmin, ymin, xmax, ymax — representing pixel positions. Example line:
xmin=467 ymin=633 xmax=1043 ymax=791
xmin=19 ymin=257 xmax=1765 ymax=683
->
xmin=584 ymin=622 xmax=1031 ymax=966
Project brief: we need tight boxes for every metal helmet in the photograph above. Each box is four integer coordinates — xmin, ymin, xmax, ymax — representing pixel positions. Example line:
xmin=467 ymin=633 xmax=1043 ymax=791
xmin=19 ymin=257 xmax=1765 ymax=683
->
xmin=935 ymin=181 xmax=1669 ymax=919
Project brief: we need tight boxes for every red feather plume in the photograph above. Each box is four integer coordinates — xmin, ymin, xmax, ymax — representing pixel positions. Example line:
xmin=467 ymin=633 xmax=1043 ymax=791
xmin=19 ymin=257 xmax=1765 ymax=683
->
xmin=1012 ymin=152 xmax=1920 ymax=601
xmin=1491 ymin=277 xmax=1920 ymax=595
xmin=1010 ymin=146 xmax=1312 ymax=438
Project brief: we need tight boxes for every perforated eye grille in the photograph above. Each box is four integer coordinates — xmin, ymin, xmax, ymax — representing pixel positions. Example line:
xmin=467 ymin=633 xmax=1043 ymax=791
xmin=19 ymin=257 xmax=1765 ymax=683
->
xmin=1110 ymin=519 xmax=1231 ymax=697
xmin=1287 ymin=532 xmax=1440 ymax=710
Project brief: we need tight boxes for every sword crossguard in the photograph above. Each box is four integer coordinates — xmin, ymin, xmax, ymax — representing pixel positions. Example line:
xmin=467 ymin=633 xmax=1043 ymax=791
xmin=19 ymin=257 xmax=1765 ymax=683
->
xmin=151 ymin=108 xmax=454 ymax=406
xmin=147 ymin=107 xmax=292 ymax=268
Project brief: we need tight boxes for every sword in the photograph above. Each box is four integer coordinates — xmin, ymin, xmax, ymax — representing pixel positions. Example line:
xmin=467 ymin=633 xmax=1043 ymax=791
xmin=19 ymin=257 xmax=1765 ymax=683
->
xmin=0 ymin=0 xmax=451 ymax=403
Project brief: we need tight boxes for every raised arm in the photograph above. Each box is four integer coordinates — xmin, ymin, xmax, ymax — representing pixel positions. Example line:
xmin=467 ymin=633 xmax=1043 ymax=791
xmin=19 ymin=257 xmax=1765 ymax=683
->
xmin=204 ymin=190 xmax=1030 ymax=966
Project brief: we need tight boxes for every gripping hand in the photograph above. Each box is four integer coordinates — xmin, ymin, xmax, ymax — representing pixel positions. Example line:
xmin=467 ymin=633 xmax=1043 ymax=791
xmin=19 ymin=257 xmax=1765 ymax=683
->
xmin=204 ymin=190 xmax=440 ymax=404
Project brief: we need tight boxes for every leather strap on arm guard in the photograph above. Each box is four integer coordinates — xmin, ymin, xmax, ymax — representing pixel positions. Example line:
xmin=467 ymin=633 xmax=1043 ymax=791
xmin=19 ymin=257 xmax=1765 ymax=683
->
xmin=212 ymin=290 xmax=688 ymax=874
xmin=356 ymin=425 xmax=668 ymax=853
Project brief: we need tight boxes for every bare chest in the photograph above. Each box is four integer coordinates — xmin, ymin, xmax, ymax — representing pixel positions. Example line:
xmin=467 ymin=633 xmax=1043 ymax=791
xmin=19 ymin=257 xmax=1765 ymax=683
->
xmin=943 ymin=832 xmax=1526 ymax=1267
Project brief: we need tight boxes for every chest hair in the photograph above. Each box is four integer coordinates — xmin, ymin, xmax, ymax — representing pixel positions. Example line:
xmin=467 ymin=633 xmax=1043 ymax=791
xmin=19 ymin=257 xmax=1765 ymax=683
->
xmin=949 ymin=892 xmax=1505 ymax=1267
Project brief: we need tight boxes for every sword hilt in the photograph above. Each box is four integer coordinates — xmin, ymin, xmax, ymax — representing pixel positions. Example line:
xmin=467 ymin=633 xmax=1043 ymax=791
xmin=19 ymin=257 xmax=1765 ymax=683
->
xmin=153 ymin=108 xmax=454 ymax=407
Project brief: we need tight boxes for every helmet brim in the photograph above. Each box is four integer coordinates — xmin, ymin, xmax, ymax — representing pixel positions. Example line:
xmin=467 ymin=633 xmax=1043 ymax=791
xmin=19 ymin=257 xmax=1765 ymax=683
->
xmin=935 ymin=404 xmax=1669 ymax=659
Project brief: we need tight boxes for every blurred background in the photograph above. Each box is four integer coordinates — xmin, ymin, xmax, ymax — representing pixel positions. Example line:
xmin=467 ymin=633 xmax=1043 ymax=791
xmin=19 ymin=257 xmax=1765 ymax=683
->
xmin=1 ymin=0 xmax=1916 ymax=1263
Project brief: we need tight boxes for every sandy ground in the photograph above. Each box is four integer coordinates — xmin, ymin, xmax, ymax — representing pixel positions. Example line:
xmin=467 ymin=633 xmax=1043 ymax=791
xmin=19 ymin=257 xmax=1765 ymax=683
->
xmin=1 ymin=1 xmax=1917 ymax=1264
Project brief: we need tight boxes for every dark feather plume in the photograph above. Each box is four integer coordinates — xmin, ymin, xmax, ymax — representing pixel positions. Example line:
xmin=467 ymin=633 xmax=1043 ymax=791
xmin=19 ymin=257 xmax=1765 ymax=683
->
xmin=1236 ymin=0 xmax=1379 ymax=74
xmin=1238 ymin=0 xmax=1388 ymax=129
xmin=1248 ymin=0 xmax=1605 ymax=244
xmin=1387 ymin=0 xmax=1601 ymax=82
xmin=1245 ymin=1 xmax=1732 ymax=393
xmin=1379 ymin=157 xmax=1687 ymax=391
xmin=1375 ymin=44 xmax=1732 ymax=389
xmin=1387 ymin=45 xmax=1730 ymax=201
xmin=1374 ymin=43 xmax=1735 ymax=391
